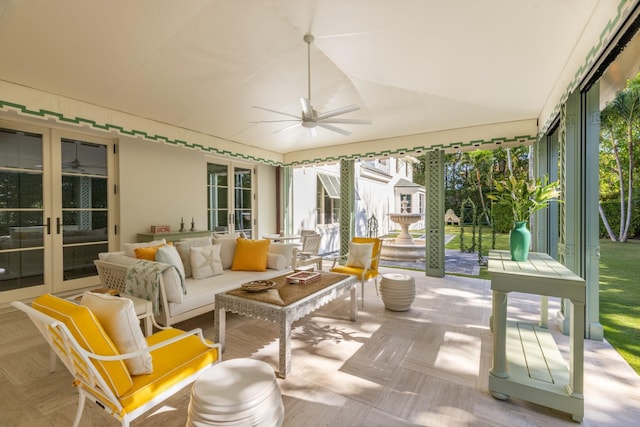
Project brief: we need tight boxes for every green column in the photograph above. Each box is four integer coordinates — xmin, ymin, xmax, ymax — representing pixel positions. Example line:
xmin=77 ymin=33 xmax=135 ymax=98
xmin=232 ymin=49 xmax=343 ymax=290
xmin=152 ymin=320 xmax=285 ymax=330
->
xmin=425 ymin=150 xmax=444 ymax=277
xmin=339 ymin=159 xmax=355 ymax=258
xmin=584 ymin=82 xmax=603 ymax=341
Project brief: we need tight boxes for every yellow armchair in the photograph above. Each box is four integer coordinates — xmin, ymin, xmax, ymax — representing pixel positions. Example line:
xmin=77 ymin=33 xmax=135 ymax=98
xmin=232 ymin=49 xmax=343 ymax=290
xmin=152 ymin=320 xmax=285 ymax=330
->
xmin=12 ymin=294 xmax=220 ymax=427
xmin=330 ymin=237 xmax=383 ymax=307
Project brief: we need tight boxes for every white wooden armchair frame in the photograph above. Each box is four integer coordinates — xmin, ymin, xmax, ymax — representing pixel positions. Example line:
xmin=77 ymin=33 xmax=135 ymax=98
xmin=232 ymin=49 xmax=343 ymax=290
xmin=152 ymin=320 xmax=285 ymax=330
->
xmin=11 ymin=301 xmax=220 ymax=427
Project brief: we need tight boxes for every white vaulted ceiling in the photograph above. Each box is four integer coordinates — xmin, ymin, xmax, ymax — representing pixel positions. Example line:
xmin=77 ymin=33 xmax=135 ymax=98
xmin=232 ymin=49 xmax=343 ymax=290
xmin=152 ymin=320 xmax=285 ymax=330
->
xmin=0 ymin=0 xmax=627 ymax=164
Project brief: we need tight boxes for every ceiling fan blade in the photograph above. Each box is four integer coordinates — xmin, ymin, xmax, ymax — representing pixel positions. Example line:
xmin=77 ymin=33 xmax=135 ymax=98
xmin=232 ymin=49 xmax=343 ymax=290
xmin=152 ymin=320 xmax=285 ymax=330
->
xmin=273 ymin=122 xmax=302 ymax=134
xmin=249 ymin=119 xmax=300 ymax=123
xmin=317 ymin=118 xmax=372 ymax=125
xmin=300 ymin=98 xmax=313 ymax=119
xmin=317 ymin=122 xmax=351 ymax=136
xmin=253 ymin=105 xmax=300 ymax=120
xmin=316 ymin=104 xmax=360 ymax=120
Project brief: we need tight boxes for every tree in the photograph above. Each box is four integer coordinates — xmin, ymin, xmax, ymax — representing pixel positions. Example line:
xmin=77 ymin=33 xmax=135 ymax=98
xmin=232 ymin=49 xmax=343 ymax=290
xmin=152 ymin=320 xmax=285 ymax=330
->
xmin=599 ymin=73 xmax=640 ymax=242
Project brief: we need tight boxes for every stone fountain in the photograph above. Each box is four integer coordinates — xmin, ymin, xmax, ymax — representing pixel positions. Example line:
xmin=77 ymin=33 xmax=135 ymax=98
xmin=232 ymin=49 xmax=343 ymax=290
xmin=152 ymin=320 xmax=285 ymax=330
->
xmin=380 ymin=200 xmax=425 ymax=262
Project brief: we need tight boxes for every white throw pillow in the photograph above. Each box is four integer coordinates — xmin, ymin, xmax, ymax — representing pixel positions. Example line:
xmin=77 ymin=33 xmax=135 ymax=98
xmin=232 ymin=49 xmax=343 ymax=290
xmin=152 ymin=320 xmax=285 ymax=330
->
xmin=155 ymin=244 xmax=185 ymax=282
xmin=80 ymin=292 xmax=152 ymax=375
xmin=211 ymin=236 xmax=238 ymax=270
xmin=175 ymin=237 xmax=212 ymax=278
xmin=123 ymin=239 xmax=166 ymax=258
xmin=160 ymin=265 xmax=185 ymax=304
xmin=267 ymin=253 xmax=287 ymax=270
xmin=346 ymin=242 xmax=374 ymax=269
xmin=190 ymin=244 xmax=224 ymax=279
xmin=268 ymin=243 xmax=298 ymax=268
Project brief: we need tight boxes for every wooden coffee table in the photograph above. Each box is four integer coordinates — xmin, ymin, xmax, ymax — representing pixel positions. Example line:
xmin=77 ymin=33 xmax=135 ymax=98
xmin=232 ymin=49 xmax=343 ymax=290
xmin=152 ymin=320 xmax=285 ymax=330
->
xmin=214 ymin=272 xmax=357 ymax=378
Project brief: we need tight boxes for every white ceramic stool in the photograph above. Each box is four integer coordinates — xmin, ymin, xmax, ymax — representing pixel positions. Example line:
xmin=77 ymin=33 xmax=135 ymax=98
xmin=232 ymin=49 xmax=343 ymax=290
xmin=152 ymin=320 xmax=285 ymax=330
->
xmin=379 ymin=273 xmax=416 ymax=311
xmin=186 ymin=358 xmax=284 ymax=427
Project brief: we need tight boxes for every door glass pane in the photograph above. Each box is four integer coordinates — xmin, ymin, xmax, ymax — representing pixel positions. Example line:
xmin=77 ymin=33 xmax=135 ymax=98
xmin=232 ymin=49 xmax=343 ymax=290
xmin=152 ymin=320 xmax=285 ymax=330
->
xmin=207 ymin=163 xmax=229 ymax=232
xmin=234 ymin=167 xmax=252 ymax=237
xmin=60 ymin=139 xmax=107 ymax=280
xmin=0 ymin=129 xmax=44 ymax=291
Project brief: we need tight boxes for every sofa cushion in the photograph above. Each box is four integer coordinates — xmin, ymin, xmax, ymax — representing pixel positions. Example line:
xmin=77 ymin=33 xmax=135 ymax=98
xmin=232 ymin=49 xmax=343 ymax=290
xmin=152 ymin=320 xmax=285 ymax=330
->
xmin=134 ymin=243 xmax=167 ymax=261
xmin=212 ymin=236 xmax=238 ymax=270
xmin=190 ymin=244 xmax=224 ymax=279
xmin=267 ymin=253 xmax=287 ymax=270
xmin=155 ymin=244 xmax=185 ymax=282
xmin=123 ymin=239 xmax=166 ymax=258
xmin=81 ymin=292 xmax=153 ymax=375
xmin=268 ymin=242 xmax=298 ymax=268
xmin=231 ymin=238 xmax=269 ymax=272
xmin=32 ymin=294 xmax=133 ymax=396
xmin=175 ymin=236 xmax=211 ymax=278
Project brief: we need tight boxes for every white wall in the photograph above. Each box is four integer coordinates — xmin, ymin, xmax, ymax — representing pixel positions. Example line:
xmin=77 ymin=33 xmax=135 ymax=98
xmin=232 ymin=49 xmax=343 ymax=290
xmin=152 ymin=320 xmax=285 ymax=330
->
xmin=256 ymin=163 xmax=277 ymax=236
xmin=118 ymin=137 xmax=278 ymax=246
xmin=118 ymin=138 xmax=208 ymax=244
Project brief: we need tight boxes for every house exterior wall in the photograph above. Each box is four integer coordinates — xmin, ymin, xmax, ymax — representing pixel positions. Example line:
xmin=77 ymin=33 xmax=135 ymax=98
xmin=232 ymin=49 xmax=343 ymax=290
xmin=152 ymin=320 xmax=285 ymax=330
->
xmin=292 ymin=158 xmax=424 ymax=255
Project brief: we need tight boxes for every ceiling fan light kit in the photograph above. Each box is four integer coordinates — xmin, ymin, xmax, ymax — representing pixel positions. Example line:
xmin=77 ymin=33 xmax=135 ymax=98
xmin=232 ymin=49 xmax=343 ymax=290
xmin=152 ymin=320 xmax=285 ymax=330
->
xmin=252 ymin=34 xmax=371 ymax=136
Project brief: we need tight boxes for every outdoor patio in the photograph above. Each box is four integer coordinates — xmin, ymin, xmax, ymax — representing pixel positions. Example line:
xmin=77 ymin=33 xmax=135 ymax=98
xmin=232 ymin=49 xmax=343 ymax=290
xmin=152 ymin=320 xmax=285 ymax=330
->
xmin=1 ymin=266 xmax=638 ymax=426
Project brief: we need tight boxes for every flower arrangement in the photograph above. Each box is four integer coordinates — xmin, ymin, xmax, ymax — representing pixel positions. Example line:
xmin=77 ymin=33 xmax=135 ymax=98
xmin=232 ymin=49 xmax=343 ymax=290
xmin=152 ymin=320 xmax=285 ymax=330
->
xmin=488 ymin=175 xmax=561 ymax=223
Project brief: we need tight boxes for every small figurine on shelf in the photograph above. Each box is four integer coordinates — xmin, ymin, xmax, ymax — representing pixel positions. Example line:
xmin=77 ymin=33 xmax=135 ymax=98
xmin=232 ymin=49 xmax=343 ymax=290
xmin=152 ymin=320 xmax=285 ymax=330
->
xmin=190 ymin=217 xmax=196 ymax=232
xmin=179 ymin=217 xmax=185 ymax=232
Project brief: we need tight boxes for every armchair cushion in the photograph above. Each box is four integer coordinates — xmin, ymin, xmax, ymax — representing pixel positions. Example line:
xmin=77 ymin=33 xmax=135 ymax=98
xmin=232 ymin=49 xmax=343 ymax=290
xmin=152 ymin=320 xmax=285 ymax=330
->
xmin=352 ymin=237 xmax=383 ymax=270
xmin=32 ymin=294 xmax=133 ymax=396
xmin=118 ymin=328 xmax=219 ymax=413
xmin=80 ymin=292 xmax=153 ymax=375
xmin=331 ymin=265 xmax=379 ymax=280
xmin=346 ymin=242 xmax=374 ymax=269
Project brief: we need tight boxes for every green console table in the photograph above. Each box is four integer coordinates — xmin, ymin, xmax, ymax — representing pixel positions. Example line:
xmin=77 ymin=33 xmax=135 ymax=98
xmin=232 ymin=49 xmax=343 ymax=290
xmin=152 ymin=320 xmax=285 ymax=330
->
xmin=488 ymin=250 xmax=585 ymax=422
xmin=137 ymin=230 xmax=212 ymax=243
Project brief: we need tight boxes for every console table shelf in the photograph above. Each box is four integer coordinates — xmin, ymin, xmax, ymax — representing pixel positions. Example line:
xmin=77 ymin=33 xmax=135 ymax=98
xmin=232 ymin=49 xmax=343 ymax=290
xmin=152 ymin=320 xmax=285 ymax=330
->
xmin=488 ymin=250 xmax=585 ymax=423
xmin=137 ymin=230 xmax=212 ymax=243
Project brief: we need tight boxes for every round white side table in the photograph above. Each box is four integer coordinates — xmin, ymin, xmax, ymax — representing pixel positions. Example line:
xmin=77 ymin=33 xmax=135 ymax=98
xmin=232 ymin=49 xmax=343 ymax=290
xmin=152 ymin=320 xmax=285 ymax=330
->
xmin=186 ymin=358 xmax=284 ymax=426
xmin=379 ymin=273 xmax=416 ymax=311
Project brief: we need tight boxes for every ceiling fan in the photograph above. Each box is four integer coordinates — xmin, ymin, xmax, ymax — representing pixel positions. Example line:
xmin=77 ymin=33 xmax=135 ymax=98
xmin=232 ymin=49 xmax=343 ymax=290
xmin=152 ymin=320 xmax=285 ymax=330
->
xmin=251 ymin=34 xmax=371 ymax=136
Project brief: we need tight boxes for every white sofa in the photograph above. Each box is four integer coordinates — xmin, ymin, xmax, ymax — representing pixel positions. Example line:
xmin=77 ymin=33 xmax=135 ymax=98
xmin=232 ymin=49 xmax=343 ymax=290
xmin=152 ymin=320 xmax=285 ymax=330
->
xmin=94 ymin=236 xmax=298 ymax=327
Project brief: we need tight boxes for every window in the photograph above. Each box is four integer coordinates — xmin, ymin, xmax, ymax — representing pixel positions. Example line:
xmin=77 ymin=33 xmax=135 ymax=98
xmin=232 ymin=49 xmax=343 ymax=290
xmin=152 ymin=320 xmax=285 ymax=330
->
xmin=316 ymin=173 xmax=340 ymax=224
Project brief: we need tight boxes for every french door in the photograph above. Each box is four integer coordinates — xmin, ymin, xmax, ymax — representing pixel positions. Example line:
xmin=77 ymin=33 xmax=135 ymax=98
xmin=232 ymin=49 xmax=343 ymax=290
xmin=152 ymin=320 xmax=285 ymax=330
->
xmin=0 ymin=121 xmax=115 ymax=303
xmin=207 ymin=161 xmax=254 ymax=238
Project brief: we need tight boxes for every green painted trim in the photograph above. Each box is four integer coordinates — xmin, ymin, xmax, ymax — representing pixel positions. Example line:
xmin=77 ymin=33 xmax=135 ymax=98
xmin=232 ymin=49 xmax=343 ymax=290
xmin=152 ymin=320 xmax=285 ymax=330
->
xmin=0 ymin=100 xmax=284 ymax=167
xmin=538 ymin=0 xmax=633 ymax=139
xmin=286 ymin=135 xmax=537 ymax=167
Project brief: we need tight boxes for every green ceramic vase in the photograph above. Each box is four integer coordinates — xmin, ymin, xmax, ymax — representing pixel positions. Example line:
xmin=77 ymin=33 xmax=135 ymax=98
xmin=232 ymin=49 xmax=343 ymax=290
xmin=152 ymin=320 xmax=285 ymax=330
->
xmin=509 ymin=221 xmax=530 ymax=261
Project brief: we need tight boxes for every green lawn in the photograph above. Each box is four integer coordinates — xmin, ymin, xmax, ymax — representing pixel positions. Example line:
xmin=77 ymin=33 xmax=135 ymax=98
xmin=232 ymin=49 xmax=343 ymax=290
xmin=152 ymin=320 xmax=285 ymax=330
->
xmin=598 ymin=239 xmax=640 ymax=374
xmin=444 ymin=227 xmax=640 ymax=373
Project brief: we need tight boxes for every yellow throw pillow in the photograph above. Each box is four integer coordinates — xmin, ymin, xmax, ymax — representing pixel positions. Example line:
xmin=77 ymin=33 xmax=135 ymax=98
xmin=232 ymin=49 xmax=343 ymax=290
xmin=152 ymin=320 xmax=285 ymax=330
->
xmin=134 ymin=242 xmax=172 ymax=261
xmin=231 ymin=238 xmax=269 ymax=271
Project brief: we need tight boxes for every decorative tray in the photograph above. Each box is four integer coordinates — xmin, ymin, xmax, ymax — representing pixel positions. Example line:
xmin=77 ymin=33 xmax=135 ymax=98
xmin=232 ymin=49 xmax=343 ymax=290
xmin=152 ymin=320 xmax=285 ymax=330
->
xmin=286 ymin=271 xmax=321 ymax=285
xmin=241 ymin=280 xmax=276 ymax=292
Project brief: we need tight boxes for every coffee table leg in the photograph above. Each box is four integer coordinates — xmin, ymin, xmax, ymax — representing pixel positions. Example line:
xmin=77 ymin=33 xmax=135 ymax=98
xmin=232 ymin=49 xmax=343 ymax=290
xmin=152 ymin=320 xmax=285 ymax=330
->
xmin=214 ymin=299 xmax=226 ymax=351
xmin=350 ymin=282 xmax=358 ymax=321
xmin=279 ymin=314 xmax=291 ymax=379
